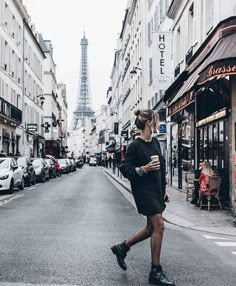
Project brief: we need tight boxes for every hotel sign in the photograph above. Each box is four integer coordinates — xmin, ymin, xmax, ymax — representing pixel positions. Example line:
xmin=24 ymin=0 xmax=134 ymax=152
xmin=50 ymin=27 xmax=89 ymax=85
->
xmin=196 ymin=109 xmax=227 ymax=127
xmin=153 ymin=32 xmax=173 ymax=90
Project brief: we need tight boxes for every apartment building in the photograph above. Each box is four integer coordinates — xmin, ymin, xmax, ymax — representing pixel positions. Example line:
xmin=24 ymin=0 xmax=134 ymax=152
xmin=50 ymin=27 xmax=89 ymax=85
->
xmin=165 ymin=0 xmax=236 ymax=213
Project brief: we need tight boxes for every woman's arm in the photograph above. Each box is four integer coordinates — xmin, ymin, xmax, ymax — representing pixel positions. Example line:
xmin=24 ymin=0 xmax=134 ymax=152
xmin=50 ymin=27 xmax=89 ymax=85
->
xmin=119 ymin=143 xmax=139 ymax=181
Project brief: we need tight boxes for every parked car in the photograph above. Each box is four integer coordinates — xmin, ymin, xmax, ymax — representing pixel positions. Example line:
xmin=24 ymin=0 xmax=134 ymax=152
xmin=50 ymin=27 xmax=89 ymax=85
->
xmin=17 ymin=157 xmax=36 ymax=186
xmin=45 ymin=154 xmax=57 ymax=163
xmin=0 ymin=158 xmax=24 ymax=194
xmin=65 ymin=158 xmax=72 ymax=172
xmin=69 ymin=159 xmax=76 ymax=172
xmin=45 ymin=158 xmax=57 ymax=179
xmin=58 ymin=159 xmax=69 ymax=174
xmin=89 ymin=157 xmax=97 ymax=166
xmin=32 ymin=158 xmax=50 ymax=183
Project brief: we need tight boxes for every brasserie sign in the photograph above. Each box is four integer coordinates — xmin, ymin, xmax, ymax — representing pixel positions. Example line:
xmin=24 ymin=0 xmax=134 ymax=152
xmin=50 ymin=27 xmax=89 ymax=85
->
xmin=198 ymin=59 xmax=236 ymax=85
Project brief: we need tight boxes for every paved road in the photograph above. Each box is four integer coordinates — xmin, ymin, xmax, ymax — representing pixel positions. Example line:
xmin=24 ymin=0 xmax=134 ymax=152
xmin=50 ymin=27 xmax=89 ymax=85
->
xmin=0 ymin=166 xmax=235 ymax=286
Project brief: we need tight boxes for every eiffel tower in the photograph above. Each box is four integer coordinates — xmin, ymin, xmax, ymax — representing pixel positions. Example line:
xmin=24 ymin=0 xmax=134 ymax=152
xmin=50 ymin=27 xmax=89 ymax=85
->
xmin=72 ymin=32 xmax=94 ymax=129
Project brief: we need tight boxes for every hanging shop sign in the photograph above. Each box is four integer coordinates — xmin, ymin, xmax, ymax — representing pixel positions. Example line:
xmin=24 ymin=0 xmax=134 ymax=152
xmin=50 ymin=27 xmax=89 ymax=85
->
xmin=153 ymin=32 xmax=173 ymax=90
xmin=27 ymin=123 xmax=37 ymax=133
xmin=196 ymin=108 xmax=227 ymax=127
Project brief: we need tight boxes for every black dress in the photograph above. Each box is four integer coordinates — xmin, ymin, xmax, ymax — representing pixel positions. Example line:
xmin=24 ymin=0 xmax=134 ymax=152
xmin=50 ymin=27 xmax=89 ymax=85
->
xmin=119 ymin=137 xmax=166 ymax=216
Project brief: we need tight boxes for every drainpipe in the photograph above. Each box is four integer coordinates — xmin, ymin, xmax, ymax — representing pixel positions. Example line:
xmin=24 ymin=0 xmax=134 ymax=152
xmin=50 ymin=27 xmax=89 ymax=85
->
xmin=21 ymin=18 xmax=26 ymax=156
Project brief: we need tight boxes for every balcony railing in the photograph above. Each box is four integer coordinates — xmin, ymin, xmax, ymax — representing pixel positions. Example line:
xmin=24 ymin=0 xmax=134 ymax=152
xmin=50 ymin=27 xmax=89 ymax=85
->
xmin=0 ymin=97 xmax=22 ymax=124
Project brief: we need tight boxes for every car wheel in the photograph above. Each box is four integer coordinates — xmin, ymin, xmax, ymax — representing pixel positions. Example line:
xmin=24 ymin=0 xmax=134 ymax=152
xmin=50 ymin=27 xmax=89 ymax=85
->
xmin=32 ymin=173 xmax=36 ymax=185
xmin=19 ymin=178 xmax=24 ymax=190
xmin=42 ymin=173 xmax=46 ymax=183
xmin=27 ymin=175 xmax=31 ymax=187
xmin=8 ymin=179 xmax=14 ymax=194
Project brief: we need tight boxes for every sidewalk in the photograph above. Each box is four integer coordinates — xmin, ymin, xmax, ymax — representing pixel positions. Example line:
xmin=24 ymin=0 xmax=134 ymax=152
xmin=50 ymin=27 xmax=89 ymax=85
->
xmin=103 ymin=167 xmax=236 ymax=237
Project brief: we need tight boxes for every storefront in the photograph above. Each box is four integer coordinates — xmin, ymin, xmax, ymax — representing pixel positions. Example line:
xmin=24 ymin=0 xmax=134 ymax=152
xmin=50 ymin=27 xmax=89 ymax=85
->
xmin=195 ymin=78 xmax=231 ymax=207
xmin=167 ymin=17 xmax=236 ymax=212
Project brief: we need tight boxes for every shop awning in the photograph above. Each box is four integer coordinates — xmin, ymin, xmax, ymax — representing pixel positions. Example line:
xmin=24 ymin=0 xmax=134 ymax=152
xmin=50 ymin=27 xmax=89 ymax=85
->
xmin=168 ymin=64 xmax=203 ymax=116
xmin=106 ymin=142 xmax=116 ymax=153
xmin=197 ymin=32 xmax=236 ymax=85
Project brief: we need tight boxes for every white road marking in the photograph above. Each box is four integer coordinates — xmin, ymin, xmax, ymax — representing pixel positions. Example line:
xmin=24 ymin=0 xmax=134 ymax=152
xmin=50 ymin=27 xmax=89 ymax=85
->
xmin=0 ymin=194 xmax=14 ymax=201
xmin=232 ymin=252 xmax=236 ymax=255
xmin=203 ymin=235 xmax=230 ymax=240
xmin=215 ymin=242 xmax=236 ymax=247
xmin=0 ymin=194 xmax=24 ymax=206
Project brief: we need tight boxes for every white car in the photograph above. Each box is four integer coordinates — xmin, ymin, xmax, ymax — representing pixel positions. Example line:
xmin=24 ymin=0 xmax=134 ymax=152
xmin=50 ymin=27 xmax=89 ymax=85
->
xmin=89 ymin=157 xmax=97 ymax=166
xmin=0 ymin=158 xmax=24 ymax=194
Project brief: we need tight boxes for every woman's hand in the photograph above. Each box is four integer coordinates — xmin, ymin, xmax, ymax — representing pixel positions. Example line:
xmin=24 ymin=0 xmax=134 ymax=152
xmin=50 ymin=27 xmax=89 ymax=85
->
xmin=142 ymin=160 xmax=160 ymax=173
xmin=164 ymin=191 xmax=170 ymax=203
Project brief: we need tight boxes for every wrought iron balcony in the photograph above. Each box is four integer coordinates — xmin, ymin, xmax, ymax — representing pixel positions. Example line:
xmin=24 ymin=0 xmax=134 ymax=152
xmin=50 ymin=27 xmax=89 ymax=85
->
xmin=0 ymin=97 xmax=22 ymax=125
xmin=186 ymin=46 xmax=193 ymax=65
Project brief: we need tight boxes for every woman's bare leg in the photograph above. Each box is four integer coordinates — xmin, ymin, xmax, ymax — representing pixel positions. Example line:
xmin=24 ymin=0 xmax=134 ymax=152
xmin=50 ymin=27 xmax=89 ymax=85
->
xmin=148 ymin=213 xmax=164 ymax=266
xmin=126 ymin=218 xmax=153 ymax=247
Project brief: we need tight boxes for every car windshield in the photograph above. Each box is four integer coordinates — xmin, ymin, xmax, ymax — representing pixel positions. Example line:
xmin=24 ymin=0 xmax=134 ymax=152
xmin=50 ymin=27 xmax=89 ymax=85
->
xmin=32 ymin=159 xmax=42 ymax=167
xmin=58 ymin=159 xmax=66 ymax=164
xmin=17 ymin=158 xmax=27 ymax=167
xmin=0 ymin=159 xmax=9 ymax=169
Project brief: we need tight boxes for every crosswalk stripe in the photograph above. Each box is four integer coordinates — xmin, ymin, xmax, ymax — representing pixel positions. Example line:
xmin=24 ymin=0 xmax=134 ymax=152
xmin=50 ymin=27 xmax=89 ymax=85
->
xmin=215 ymin=242 xmax=236 ymax=246
xmin=203 ymin=235 xmax=229 ymax=240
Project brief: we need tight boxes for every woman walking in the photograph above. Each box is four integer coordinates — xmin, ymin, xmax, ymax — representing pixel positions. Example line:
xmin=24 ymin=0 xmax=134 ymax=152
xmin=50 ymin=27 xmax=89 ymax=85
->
xmin=111 ymin=109 xmax=175 ymax=286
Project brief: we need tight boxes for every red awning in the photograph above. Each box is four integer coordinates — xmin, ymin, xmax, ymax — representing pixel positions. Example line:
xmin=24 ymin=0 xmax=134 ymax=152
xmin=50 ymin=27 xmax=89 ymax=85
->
xmin=168 ymin=63 xmax=204 ymax=116
xmin=197 ymin=32 xmax=236 ymax=85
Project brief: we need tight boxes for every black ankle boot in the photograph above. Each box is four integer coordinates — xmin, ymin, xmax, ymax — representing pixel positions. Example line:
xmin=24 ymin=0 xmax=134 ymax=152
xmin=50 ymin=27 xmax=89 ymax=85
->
xmin=111 ymin=241 xmax=130 ymax=271
xmin=149 ymin=265 xmax=175 ymax=285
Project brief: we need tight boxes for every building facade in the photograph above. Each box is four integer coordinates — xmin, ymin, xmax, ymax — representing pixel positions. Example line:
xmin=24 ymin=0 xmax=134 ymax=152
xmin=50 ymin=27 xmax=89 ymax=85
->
xmin=39 ymin=36 xmax=61 ymax=158
xmin=165 ymin=0 xmax=236 ymax=214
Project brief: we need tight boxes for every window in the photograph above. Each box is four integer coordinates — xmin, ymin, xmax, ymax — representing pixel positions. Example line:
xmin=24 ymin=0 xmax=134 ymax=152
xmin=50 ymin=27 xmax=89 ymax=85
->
xmin=206 ymin=0 xmax=213 ymax=33
xmin=176 ymin=27 xmax=181 ymax=63
xmin=148 ymin=0 xmax=154 ymax=9
xmin=188 ymin=3 xmax=194 ymax=49
xmin=149 ymin=58 xmax=153 ymax=83
xmin=148 ymin=22 xmax=151 ymax=46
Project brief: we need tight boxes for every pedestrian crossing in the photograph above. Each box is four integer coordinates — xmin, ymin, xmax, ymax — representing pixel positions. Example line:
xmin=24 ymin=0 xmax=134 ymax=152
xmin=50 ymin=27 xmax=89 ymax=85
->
xmin=203 ymin=234 xmax=236 ymax=256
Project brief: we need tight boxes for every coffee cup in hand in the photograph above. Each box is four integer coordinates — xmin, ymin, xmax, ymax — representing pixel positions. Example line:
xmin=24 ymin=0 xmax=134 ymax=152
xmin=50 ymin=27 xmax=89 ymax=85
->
xmin=150 ymin=155 xmax=159 ymax=162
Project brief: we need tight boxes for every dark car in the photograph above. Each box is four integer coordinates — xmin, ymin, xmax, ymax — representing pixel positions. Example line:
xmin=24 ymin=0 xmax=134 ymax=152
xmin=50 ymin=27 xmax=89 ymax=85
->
xmin=76 ymin=158 xmax=83 ymax=169
xmin=17 ymin=157 xmax=36 ymax=186
xmin=45 ymin=159 xmax=57 ymax=179
xmin=32 ymin=158 xmax=50 ymax=183
xmin=58 ymin=159 xmax=69 ymax=174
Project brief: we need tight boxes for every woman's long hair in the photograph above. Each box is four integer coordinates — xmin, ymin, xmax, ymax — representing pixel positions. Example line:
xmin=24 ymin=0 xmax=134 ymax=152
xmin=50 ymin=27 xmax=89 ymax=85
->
xmin=134 ymin=109 xmax=159 ymax=136
xmin=201 ymin=160 xmax=214 ymax=176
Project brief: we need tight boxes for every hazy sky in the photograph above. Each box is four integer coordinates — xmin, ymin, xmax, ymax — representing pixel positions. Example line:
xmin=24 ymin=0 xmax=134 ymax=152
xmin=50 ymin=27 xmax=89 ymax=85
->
xmin=23 ymin=0 xmax=127 ymax=124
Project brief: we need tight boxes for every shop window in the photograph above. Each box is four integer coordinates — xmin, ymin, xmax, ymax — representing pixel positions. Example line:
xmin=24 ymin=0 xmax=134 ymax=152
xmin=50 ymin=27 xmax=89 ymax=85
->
xmin=197 ymin=78 xmax=230 ymax=122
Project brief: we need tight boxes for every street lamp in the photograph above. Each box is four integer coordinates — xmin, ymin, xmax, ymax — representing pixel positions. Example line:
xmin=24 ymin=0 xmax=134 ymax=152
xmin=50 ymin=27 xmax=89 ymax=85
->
xmin=130 ymin=66 xmax=142 ymax=75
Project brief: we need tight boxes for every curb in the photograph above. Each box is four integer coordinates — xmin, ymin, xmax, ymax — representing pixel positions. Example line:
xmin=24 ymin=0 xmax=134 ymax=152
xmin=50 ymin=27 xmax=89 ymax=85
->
xmin=102 ymin=168 xmax=236 ymax=237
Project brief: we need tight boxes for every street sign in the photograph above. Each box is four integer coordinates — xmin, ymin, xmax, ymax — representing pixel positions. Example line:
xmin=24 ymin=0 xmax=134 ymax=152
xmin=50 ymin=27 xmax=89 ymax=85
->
xmin=121 ymin=130 xmax=128 ymax=140
xmin=159 ymin=123 xmax=167 ymax=134
xmin=114 ymin=122 xmax=119 ymax=135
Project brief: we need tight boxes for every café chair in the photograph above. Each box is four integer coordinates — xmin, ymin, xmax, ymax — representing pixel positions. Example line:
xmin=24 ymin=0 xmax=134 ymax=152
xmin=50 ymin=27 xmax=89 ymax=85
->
xmin=199 ymin=175 xmax=222 ymax=211
xmin=185 ymin=172 xmax=195 ymax=202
